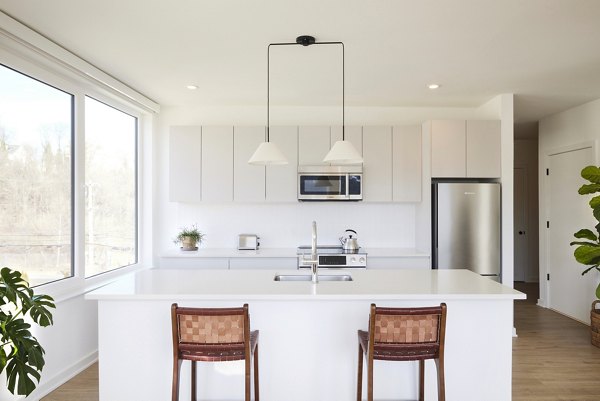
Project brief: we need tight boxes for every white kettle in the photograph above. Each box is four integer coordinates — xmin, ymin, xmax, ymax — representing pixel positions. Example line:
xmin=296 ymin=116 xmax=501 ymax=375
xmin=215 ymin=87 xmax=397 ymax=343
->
xmin=339 ymin=229 xmax=360 ymax=252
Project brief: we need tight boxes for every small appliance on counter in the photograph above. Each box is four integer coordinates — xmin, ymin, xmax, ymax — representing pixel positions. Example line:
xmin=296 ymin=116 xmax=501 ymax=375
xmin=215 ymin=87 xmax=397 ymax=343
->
xmin=297 ymin=245 xmax=367 ymax=268
xmin=238 ymin=234 xmax=260 ymax=250
xmin=339 ymin=229 xmax=360 ymax=253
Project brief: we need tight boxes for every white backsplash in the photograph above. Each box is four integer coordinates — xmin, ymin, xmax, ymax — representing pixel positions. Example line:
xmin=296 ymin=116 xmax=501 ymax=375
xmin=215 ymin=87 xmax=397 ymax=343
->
xmin=162 ymin=202 xmax=416 ymax=250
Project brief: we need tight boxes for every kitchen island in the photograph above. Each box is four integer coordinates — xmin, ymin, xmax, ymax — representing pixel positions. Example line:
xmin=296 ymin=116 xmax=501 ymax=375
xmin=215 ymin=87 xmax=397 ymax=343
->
xmin=86 ymin=268 xmax=524 ymax=401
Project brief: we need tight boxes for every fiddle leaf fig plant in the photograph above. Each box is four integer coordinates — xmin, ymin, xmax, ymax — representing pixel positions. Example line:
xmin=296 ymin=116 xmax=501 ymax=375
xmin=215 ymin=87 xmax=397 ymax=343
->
xmin=570 ymin=165 xmax=600 ymax=299
xmin=0 ymin=267 xmax=55 ymax=396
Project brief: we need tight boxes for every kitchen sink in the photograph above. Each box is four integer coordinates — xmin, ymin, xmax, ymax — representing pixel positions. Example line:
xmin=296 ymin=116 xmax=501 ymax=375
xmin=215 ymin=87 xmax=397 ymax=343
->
xmin=273 ymin=274 xmax=353 ymax=282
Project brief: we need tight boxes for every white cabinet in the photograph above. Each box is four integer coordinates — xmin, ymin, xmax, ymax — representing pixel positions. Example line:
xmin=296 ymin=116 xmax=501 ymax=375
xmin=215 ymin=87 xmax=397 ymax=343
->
xmin=201 ymin=126 xmax=233 ymax=202
xmin=431 ymin=120 xmax=501 ymax=178
xmin=234 ymin=127 xmax=266 ymax=202
xmin=431 ymin=120 xmax=466 ymax=178
xmin=298 ymin=126 xmax=331 ymax=165
xmin=466 ymin=120 xmax=501 ymax=178
xmin=266 ymin=126 xmax=298 ymax=202
xmin=393 ymin=125 xmax=422 ymax=202
xmin=331 ymin=126 xmax=363 ymax=157
xmin=363 ymin=126 xmax=393 ymax=202
xmin=169 ymin=126 xmax=202 ymax=202
xmin=229 ymin=258 xmax=297 ymax=270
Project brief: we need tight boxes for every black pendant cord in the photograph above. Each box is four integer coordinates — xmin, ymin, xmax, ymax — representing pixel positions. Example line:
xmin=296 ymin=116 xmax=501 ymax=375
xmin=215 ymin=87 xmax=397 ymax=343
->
xmin=267 ymin=38 xmax=345 ymax=142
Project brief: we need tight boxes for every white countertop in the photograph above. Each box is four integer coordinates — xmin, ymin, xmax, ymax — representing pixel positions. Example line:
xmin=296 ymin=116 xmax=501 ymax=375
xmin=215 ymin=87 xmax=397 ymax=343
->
xmin=160 ymin=247 xmax=429 ymax=258
xmin=86 ymin=268 xmax=524 ymax=301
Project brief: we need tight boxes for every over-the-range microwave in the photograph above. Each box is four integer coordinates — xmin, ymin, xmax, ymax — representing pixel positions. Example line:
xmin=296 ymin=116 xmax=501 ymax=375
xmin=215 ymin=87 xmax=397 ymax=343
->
xmin=298 ymin=165 xmax=362 ymax=201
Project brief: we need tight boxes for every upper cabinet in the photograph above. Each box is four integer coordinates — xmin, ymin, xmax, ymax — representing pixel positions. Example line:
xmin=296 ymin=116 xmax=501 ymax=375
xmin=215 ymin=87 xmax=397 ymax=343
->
xmin=466 ymin=120 xmax=501 ymax=178
xmin=169 ymin=126 xmax=202 ymax=202
xmin=298 ymin=126 xmax=331 ymax=165
xmin=234 ymin=127 xmax=266 ymax=202
xmin=202 ymin=126 xmax=233 ymax=202
xmin=393 ymin=125 xmax=422 ymax=202
xmin=431 ymin=120 xmax=500 ymax=178
xmin=363 ymin=126 xmax=393 ymax=202
xmin=266 ymin=126 xmax=298 ymax=202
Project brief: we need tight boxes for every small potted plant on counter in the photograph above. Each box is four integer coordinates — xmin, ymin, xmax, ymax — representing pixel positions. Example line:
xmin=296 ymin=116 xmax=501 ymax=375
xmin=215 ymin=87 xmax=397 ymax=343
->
xmin=0 ymin=267 xmax=56 ymax=396
xmin=174 ymin=224 xmax=205 ymax=251
xmin=570 ymin=165 xmax=600 ymax=347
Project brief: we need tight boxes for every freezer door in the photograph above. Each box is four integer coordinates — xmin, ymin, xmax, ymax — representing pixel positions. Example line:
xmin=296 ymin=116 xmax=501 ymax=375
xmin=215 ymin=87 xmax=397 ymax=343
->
xmin=435 ymin=183 xmax=501 ymax=275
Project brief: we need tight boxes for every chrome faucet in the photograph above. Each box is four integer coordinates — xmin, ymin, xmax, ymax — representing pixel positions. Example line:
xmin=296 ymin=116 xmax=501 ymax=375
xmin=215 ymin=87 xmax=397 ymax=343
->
xmin=301 ymin=221 xmax=319 ymax=283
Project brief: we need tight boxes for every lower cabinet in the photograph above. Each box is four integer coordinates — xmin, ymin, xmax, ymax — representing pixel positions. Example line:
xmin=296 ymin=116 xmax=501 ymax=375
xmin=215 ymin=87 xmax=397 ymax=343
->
xmin=229 ymin=258 xmax=297 ymax=270
xmin=367 ymin=257 xmax=431 ymax=269
xmin=158 ymin=257 xmax=230 ymax=269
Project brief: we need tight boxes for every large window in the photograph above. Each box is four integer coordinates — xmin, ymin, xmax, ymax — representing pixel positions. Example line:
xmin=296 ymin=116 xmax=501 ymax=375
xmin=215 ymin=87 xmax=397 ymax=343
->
xmin=0 ymin=65 xmax=73 ymax=287
xmin=84 ymin=97 xmax=137 ymax=277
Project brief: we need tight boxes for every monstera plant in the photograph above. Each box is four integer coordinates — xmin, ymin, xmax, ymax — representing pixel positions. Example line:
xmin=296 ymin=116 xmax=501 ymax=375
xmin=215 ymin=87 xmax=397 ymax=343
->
xmin=0 ymin=267 xmax=55 ymax=396
xmin=570 ymin=165 xmax=600 ymax=299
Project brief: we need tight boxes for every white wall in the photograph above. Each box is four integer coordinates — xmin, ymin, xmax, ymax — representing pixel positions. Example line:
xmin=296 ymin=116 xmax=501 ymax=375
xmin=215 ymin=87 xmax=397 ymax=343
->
xmin=538 ymin=98 xmax=600 ymax=307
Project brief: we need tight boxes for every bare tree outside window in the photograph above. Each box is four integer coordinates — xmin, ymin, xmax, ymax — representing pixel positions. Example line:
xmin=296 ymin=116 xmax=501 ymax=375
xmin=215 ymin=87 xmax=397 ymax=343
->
xmin=84 ymin=97 xmax=137 ymax=277
xmin=0 ymin=65 xmax=73 ymax=286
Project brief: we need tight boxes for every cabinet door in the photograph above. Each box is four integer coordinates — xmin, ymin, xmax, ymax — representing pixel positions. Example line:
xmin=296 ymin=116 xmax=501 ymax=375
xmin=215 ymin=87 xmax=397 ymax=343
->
xmin=298 ymin=126 xmax=330 ymax=165
xmin=266 ymin=126 xmax=298 ymax=202
xmin=229 ymin=258 xmax=297 ymax=270
xmin=234 ymin=126 xmax=266 ymax=202
xmin=431 ymin=120 xmax=466 ymax=177
xmin=393 ymin=125 xmax=422 ymax=202
xmin=466 ymin=120 xmax=501 ymax=178
xmin=331 ymin=126 xmax=363 ymax=160
xmin=363 ymin=126 xmax=393 ymax=202
xmin=201 ymin=126 xmax=233 ymax=202
xmin=169 ymin=126 xmax=202 ymax=202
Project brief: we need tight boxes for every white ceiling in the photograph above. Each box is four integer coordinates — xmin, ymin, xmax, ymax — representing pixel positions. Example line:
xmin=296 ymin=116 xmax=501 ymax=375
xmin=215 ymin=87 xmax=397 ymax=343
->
xmin=1 ymin=0 xmax=600 ymax=123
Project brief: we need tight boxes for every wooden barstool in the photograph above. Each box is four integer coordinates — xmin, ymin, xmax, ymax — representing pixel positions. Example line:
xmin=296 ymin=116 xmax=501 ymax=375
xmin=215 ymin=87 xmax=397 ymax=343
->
xmin=357 ymin=303 xmax=447 ymax=401
xmin=171 ymin=303 xmax=259 ymax=401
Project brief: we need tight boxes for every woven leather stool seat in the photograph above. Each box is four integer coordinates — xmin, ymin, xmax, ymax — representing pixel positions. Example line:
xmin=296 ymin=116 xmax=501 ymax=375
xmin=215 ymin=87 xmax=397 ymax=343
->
xmin=357 ymin=303 xmax=447 ymax=401
xmin=171 ymin=303 xmax=259 ymax=401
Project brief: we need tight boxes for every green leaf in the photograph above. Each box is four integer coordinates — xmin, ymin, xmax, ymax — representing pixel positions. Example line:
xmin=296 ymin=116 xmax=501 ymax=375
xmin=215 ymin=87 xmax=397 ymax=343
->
xmin=28 ymin=294 xmax=55 ymax=327
xmin=596 ymin=282 xmax=600 ymax=300
xmin=0 ymin=346 xmax=7 ymax=375
xmin=579 ymin=183 xmax=600 ymax=195
xmin=594 ymin=207 xmax=600 ymax=223
xmin=570 ymin=241 xmax=599 ymax=247
xmin=574 ymin=229 xmax=598 ymax=241
xmin=6 ymin=355 xmax=41 ymax=396
xmin=582 ymin=166 xmax=600 ymax=184
xmin=574 ymin=245 xmax=600 ymax=265
xmin=590 ymin=196 xmax=600 ymax=209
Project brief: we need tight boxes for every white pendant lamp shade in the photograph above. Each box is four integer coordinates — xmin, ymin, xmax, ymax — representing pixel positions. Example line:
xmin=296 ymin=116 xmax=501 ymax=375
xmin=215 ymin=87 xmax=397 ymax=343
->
xmin=323 ymin=140 xmax=363 ymax=164
xmin=248 ymin=141 xmax=288 ymax=165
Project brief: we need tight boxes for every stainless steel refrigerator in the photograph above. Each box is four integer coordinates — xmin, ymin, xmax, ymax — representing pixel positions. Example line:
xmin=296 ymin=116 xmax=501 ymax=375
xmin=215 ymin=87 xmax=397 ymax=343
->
xmin=432 ymin=182 xmax=501 ymax=281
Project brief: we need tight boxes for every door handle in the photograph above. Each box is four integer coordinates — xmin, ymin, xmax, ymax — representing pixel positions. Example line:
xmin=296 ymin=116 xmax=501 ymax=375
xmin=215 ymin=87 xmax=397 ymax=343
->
xmin=518 ymin=231 xmax=525 ymax=235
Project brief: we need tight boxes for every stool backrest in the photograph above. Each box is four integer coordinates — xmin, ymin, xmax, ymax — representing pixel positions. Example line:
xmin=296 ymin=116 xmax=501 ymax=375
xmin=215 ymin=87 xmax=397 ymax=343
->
xmin=171 ymin=304 xmax=249 ymax=345
xmin=369 ymin=303 xmax=447 ymax=345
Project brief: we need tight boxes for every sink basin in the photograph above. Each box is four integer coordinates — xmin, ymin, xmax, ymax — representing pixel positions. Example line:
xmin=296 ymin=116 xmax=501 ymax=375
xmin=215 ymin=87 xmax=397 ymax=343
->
xmin=274 ymin=274 xmax=353 ymax=282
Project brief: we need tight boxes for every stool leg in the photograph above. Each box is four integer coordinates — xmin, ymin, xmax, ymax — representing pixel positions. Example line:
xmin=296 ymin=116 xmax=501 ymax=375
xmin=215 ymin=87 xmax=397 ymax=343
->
xmin=435 ymin=357 xmax=446 ymax=401
xmin=367 ymin=352 xmax=374 ymax=401
xmin=357 ymin=343 xmax=363 ymax=401
xmin=191 ymin=361 xmax=196 ymax=401
xmin=172 ymin=359 xmax=181 ymax=401
xmin=254 ymin=344 xmax=260 ymax=401
xmin=418 ymin=360 xmax=424 ymax=401
xmin=245 ymin=353 xmax=251 ymax=401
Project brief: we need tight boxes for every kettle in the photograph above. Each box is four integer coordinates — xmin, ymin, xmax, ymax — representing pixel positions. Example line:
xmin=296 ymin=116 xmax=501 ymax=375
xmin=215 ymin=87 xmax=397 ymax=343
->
xmin=339 ymin=229 xmax=360 ymax=253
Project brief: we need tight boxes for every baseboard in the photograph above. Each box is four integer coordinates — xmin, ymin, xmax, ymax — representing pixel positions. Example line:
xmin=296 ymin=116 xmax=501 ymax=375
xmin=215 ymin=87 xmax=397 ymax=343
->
xmin=26 ymin=350 xmax=98 ymax=401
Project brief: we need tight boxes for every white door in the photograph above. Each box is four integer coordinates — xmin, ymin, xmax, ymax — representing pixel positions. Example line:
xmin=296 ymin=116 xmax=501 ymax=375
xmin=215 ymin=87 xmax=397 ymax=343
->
xmin=513 ymin=167 xmax=528 ymax=282
xmin=547 ymin=146 xmax=598 ymax=323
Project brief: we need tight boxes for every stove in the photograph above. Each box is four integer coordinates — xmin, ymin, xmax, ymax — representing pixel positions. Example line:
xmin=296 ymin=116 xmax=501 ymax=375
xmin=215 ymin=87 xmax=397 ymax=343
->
xmin=297 ymin=245 xmax=367 ymax=268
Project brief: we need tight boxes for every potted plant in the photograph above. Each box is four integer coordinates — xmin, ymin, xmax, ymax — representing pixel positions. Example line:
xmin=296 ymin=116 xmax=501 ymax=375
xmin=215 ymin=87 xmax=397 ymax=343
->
xmin=0 ymin=267 xmax=55 ymax=396
xmin=570 ymin=165 xmax=600 ymax=347
xmin=173 ymin=224 xmax=205 ymax=251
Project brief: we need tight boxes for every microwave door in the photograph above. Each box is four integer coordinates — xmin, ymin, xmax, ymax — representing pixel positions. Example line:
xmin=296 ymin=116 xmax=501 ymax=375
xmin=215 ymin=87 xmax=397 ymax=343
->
xmin=299 ymin=175 xmax=346 ymax=200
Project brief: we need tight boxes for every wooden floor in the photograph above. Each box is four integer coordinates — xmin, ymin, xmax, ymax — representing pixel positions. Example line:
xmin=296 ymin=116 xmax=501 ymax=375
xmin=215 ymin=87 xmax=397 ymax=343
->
xmin=42 ymin=284 xmax=600 ymax=400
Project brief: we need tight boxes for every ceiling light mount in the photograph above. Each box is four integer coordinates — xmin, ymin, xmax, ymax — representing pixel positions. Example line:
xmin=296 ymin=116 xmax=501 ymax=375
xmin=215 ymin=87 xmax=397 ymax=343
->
xmin=296 ymin=35 xmax=316 ymax=46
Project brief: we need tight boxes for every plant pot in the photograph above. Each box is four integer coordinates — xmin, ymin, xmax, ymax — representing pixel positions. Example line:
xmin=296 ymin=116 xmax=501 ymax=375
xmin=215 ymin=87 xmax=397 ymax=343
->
xmin=181 ymin=237 xmax=198 ymax=251
xmin=591 ymin=300 xmax=600 ymax=348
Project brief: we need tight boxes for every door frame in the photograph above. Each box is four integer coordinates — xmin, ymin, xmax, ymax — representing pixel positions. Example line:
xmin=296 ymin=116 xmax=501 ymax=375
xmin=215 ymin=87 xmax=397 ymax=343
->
xmin=541 ymin=141 xmax=597 ymax=308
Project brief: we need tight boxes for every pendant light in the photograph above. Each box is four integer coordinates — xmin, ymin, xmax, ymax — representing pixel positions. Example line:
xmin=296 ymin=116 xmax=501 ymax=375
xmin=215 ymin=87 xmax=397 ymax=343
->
xmin=322 ymin=39 xmax=363 ymax=164
xmin=248 ymin=40 xmax=289 ymax=165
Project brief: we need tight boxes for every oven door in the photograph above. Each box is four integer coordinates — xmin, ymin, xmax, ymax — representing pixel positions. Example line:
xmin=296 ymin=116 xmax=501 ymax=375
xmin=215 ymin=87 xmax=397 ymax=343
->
xmin=298 ymin=174 xmax=348 ymax=200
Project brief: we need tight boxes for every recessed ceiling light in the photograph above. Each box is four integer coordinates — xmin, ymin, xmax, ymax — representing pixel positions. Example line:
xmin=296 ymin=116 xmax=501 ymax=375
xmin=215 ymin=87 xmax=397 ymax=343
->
xmin=186 ymin=85 xmax=198 ymax=90
xmin=428 ymin=84 xmax=441 ymax=90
